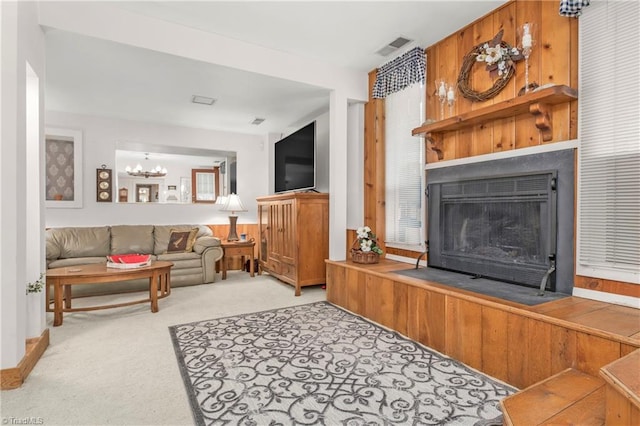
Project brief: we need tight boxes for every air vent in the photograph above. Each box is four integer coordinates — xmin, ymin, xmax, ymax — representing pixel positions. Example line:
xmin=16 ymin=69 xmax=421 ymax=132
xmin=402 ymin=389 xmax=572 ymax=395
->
xmin=375 ymin=36 xmax=413 ymax=56
xmin=191 ymin=95 xmax=216 ymax=105
xmin=251 ymin=117 xmax=266 ymax=125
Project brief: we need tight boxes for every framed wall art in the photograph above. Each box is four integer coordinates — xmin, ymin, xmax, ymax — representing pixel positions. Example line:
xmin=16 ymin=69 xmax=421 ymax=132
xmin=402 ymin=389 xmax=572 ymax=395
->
xmin=96 ymin=165 xmax=113 ymax=202
xmin=45 ymin=127 xmax=83 ymax=208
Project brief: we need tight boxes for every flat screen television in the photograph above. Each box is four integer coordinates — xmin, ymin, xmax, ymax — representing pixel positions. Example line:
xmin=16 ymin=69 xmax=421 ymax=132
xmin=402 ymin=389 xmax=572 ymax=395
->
xmin=274 ymin=121 xmax=316 ymax=193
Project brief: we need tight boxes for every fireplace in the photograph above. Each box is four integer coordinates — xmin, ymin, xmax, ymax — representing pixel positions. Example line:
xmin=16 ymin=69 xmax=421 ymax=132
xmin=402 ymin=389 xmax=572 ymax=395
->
xmin=426 ymin=149 xmax=575 ymax=295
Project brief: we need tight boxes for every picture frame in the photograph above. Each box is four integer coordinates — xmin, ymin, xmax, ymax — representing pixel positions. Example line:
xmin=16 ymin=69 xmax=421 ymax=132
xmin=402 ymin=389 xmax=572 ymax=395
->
xmin=45 ymin=127 xmax=83 ymax=208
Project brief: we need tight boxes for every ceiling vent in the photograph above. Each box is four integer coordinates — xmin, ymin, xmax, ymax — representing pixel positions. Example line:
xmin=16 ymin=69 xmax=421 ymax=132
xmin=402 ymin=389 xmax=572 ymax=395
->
xmin=251 ymin=117 xmax=266 ymax=125
xmin=191 ymin=95 xmax=216 ymax=106
xmin=376 ymin=36 xmax=413 ymax=57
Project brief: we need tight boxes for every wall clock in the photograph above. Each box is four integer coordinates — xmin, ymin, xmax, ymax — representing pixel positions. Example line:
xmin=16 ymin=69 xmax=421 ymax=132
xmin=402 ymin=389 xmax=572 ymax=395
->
xmin=96 ymin=165 xmax=112 ymax=202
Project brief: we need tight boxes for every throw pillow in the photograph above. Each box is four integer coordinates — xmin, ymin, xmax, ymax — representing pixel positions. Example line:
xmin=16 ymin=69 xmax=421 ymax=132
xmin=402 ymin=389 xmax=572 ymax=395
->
xmin=166 ymin=228 xmax=198 ymax=253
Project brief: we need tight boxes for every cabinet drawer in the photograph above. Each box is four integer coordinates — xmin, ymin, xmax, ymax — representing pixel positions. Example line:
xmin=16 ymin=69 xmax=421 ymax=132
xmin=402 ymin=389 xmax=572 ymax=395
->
xmin=281 ymin=262 xmax=297 ymax=280
xmin=267 ymin=259 xmax=281 ymax=275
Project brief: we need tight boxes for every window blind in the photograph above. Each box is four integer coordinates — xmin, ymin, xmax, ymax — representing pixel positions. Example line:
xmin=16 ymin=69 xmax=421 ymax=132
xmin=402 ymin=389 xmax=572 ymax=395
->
xmin=385 ymin=83 xmax=425 ymax=248
xmin=577 ymin=0 xmax=640 ymax=284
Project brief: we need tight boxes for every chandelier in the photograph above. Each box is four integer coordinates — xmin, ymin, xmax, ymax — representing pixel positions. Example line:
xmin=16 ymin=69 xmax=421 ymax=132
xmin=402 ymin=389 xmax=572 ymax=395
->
xmin=125 ymin=153 xmax=167 ymax=178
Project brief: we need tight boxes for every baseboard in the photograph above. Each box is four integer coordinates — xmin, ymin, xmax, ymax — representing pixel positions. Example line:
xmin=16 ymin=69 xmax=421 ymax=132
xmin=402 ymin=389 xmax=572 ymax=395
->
xmin=0 ymin=328 xmax=50 ymax=390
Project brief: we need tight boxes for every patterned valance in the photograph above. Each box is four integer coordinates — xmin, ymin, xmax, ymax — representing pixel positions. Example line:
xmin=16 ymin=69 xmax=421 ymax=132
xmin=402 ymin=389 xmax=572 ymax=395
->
xmin=559 ymin=0 xmax=590 ymax=17
xmin=372 ymin=47 xmax=425 ymax=99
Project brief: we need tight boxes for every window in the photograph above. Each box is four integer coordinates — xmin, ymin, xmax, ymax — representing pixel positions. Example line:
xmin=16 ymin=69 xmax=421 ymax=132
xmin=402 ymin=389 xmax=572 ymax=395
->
xmin=191 ymin=168 xmax=220 ymax=203
xmin=384 ymin=83 xmax=425 ymax=248
xmin=577 ymin=0 xmax=640 ymax=284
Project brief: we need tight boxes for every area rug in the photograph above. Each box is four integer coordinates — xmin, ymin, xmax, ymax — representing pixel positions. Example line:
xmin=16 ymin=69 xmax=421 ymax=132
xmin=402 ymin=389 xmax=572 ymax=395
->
xmin=169 ymin=301 xmax=516 ymax=425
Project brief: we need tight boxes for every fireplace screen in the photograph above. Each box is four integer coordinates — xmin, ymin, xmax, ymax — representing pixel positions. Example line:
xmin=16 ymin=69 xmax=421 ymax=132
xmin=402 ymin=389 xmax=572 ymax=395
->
xmin=428 ymin=172 xmax=557 ymax=290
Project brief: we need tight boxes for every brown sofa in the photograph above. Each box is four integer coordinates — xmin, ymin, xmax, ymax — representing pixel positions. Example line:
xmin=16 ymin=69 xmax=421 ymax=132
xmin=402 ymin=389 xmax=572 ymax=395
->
xmin=45 ymin=224 xmax=223 ymax=297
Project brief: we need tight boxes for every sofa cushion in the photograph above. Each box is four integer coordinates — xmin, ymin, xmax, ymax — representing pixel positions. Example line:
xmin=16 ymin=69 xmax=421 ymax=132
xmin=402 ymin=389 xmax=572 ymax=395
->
xmin=166 ymin=228 xmax=198 ymax=253
xmin=111 ymin=225 xmax=154 ymax=254
xmin=157 ymin=252 xmax=202 ymax=269
xmin=47 ymin=227 xmax=111 ymax=259
xmin=48 ymin=257 xmax=107 ymax=269
xmin=154 ymin=225 xmax=212 ymax=255
xmin=192 ymin=236 xmax=222 ymax=254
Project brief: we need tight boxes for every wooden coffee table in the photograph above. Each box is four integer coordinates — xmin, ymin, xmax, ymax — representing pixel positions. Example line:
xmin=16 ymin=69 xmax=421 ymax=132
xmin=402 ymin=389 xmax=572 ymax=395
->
xmin=46 ymin=261 xmax=173 ymax=326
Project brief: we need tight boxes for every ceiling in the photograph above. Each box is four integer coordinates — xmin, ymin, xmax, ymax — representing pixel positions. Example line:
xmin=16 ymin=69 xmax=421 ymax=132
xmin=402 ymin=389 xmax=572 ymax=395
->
xmin=44 ymin=1 xmax=507 ymax=135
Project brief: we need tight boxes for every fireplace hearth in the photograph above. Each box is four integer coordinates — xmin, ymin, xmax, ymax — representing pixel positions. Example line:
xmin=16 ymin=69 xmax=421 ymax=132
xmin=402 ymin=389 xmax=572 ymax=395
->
xmin=426 ymin=149 xmax=575 ymax=295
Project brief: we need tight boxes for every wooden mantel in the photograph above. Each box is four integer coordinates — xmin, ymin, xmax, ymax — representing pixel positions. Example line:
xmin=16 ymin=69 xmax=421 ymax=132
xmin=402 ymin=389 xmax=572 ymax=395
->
xmin=413 ymin=85 xmax=578 ymax=159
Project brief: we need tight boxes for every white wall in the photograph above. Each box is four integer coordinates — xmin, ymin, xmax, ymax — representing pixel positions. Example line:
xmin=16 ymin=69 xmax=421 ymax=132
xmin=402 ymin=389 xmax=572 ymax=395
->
xmin=45 ymin=111 xmax=268 ymax=227
xmin=1 ymin=1 xmax=46 ymax=369
xmin=347 ymin=103 xmax=365 ymax=229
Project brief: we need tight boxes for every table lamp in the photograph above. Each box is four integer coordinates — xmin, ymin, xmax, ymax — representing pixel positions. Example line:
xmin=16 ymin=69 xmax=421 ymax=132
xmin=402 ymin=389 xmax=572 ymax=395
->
xmin=221 ymin=193 xmax=247 ymax=241
xmin=215 ymin=195 xmax=228 ymax=207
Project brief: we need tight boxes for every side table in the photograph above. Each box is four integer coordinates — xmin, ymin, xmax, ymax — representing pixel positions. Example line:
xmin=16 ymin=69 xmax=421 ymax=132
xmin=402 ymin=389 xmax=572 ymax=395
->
xmin=221 ymin=239 xmax=256 ymax=280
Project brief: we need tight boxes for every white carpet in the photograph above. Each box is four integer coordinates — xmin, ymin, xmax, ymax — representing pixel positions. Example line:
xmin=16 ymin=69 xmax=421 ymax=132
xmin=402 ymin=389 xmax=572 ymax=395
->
xmin=2 ymin=272 xmax=326 ymax=426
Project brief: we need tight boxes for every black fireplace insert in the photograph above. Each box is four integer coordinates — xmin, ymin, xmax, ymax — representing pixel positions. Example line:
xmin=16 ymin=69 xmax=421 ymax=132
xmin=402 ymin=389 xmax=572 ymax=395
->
xmin=426 ymin=149 xmax=575 ymax=294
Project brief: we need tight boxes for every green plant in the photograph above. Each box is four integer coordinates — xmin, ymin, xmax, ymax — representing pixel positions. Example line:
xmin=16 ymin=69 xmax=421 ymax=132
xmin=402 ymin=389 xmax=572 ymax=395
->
xmin=26 ymin=273 xmax=45 ymax=294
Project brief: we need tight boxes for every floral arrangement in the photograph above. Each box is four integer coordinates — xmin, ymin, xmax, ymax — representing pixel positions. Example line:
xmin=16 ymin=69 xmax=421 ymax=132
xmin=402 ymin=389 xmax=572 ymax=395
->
xmin=356 ymin=226 xmax=383 ymax=255
xmin=26 ymin=273 xmax=45 ymax=294
xmin=475 ymin=30 xmax=523 ymax=79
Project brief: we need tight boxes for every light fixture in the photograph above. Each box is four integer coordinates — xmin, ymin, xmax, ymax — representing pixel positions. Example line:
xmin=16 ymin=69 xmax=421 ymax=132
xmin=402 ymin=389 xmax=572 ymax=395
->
xmin=220 ymin=193 xmax=247 ymax=241
xmin=125 ymin=153 xmax=167 ymax=178
xmin=192 ymin=95 xmax=216 ymax=106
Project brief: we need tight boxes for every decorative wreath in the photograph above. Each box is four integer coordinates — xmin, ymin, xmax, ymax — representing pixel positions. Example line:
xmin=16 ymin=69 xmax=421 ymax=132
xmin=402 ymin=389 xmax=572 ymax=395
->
xmin=457 ymin=29 xmax=523 ymax=102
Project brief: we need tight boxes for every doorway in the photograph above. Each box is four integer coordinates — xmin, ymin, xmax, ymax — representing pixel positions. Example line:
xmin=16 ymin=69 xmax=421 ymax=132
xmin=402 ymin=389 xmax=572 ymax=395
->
xmin=136 ymin=184 xmax=159 ymax=202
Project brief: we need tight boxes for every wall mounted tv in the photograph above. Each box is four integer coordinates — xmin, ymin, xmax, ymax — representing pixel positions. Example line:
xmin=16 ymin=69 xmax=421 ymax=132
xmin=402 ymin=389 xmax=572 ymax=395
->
xmin=274 ymin=121 xmax=316 ymax=193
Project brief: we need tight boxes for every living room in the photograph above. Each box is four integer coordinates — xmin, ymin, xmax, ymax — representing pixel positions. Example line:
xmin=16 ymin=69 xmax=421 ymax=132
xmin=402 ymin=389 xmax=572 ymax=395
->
xmin=3 ymin=0 xmax=639 ymax=424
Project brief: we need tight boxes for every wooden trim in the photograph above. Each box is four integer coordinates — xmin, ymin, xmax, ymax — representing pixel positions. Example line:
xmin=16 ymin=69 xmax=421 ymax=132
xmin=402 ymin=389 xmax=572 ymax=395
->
xmin=574 ymin=275 xmax=640 ymax=299
xmin=601 ymin=349 xmax=640 ymax=425
xmin=326 ymin=259 xmax=640 ymax=389
xmin=600 ymin=349 xmax=640 ymax=412
xmin=364 ymin=70 xmax=388 ymax=256
xmin=0 ymin=328 xmax=50 ymax=390
xmin=374 ymin=98 xmax=386 ymax=255
xmin=501 ymin=368 xmax=606 ymax=426
xmin=386 ymin=247 xmax=423 ymax=260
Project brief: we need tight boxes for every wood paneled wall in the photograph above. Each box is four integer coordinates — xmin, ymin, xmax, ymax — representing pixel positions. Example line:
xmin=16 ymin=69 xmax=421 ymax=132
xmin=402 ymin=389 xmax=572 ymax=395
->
xmin=326 ymin=260 xmax=639 ymax=390
xmin=363 ymin=1 xmax=637 ymax=298
xmin=365 ymin=0 xmax=578 ymax=260
xmin=207 ymin=224 xmax=259 ymax=270
xmin=207 ymin=224 xmax=259 ymax=246
xmin=426 ymin=0 xmax=578 ymax=159
xmin=363 ymin=70 xmax=387 ymax=256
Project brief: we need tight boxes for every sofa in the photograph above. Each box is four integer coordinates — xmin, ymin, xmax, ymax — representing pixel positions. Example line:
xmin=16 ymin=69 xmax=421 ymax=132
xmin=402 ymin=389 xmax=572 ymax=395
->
xmin=45 ymin=224 xmax=223 ymax=297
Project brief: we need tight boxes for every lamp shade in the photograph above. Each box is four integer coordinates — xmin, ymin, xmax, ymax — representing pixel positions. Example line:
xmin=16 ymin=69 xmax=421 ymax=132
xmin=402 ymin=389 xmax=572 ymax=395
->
xmin=221 ymin=193 xmax=247 ymax=214
xmin=215 ymin=195 xmax=228 ymax=206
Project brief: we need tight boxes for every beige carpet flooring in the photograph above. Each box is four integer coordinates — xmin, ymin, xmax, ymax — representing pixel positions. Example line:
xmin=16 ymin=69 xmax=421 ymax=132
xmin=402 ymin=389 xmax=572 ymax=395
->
xmin=1 ymin=272 xmax=326 ymax=426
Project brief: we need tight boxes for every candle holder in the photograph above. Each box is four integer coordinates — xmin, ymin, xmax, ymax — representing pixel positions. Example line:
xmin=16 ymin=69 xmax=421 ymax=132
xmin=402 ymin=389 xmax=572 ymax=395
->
xmin=435 ymin=79 xmax=447 ymax=120
xmin=518 ymin=22 xmax=536 ymax=94
xmin=447 ymin=84 xmax=456 ymax=117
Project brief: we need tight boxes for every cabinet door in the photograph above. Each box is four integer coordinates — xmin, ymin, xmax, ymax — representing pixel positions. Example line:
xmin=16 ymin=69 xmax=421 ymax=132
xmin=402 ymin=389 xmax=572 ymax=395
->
xmin=258 ymin=204 xmax=269 ymax=264
xmin=279 ymin=199 xmax=296 ymax=265
xmin=268 ymin=202 xmax=282 ymax=260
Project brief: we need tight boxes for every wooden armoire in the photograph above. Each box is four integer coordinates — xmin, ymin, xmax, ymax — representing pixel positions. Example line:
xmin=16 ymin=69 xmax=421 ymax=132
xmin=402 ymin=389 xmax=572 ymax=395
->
xmin=257 ymin=192 xmax=329 ymax=296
